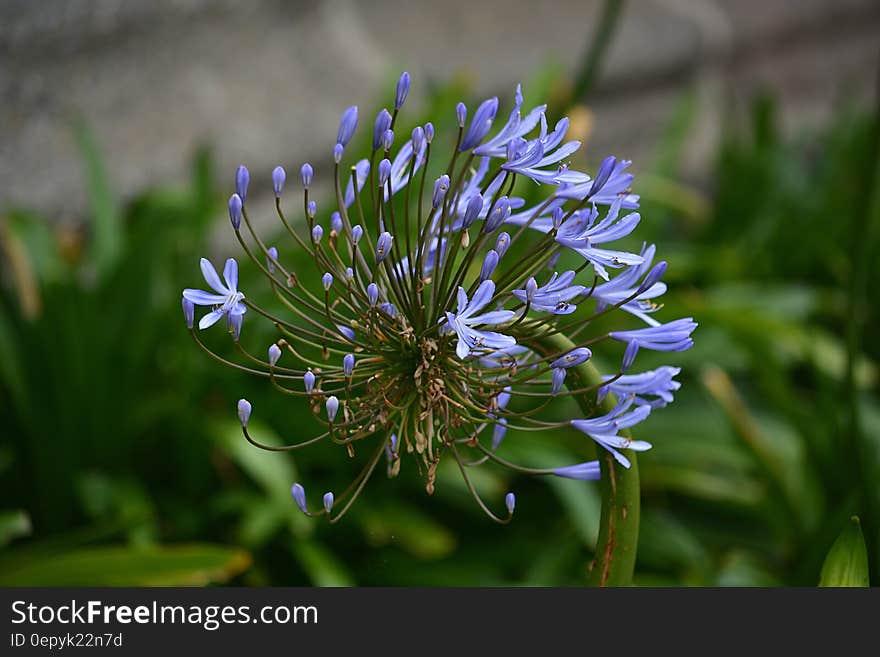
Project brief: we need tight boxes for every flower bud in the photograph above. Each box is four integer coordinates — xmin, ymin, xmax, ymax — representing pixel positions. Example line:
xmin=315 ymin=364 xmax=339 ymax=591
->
xmin=304 ymin=371 xmax=316 ymax=393
xmin=237 ymin=399 xmax=252 ymax=427
xmin=268 ymin=344 xmax=282 ymax=366
xmin=307 ymin=201 xmax=317 ymax=219
xmin=432 ymin=174 xmax=450 ymax=209
xmin=333 ymin=143 xmax=344 ymax=163
xmin=484 ymin=196 xmax=511 ymax=232
xmin=235 ymin=165 xmax=249 ymax=203
xmin=378 ymin=158 xmax=392 ymax=186
xmin=495 ymin=232 xmax=511 ymax=257
xmin=345 ymin=267 xmax=354 ymax=280
xmin=272 ymin=166 xmax=286 ymax=198
xmin=367 ymin=282 xmax=379 ymax=305
xmin=551 ymin=348 xmax=592 ymax=369
xmin=524 ymin=276 xmax=538 ymax=301
xmin=351 ymin=225 xmax=363 ymax=244
xmin=462 ymin=193 xmax=483 ymax=228
xmin=480 ymin=250 xmax=499 ymax=281
xmin=336 ymin=105 xmax=358 ymax=147
xmin=375 ymin=232 xmax=393 ymax=263
xmin=291 ymin=483 xmax=308 ymax=514
xmin=505 ymin=492 xmax=516 ymax=515
xmin=322 ymin=272 xmax=333 ymax=290
xmin=382 ymin=129 xmax=394 ymax=152
xmin=589 ymin=155 xmax=617 ymax=197
xmin=312 ymin=225 xmax=323 ymax=244
xmin=373 ymin=108 xmax=392 ymax=151
xmin=424 ymin=122 xmax=435 ymax=143
xmin=637 ymin=261 xmax=667 ymax=294
xmin=343 ymin=353 xmax=355 ymax=377
xmin=492 ymin=417 xmax=508 ymax=451
xmin=323 ymin=491 xmax=335 ymax=513
xmin=552 ymin=206 xmax=564 ymax=229
xmin=330 ymin=212 xmax=343 ymax=234
xmin=380 ymin=302 xmax=396 ymax=317
xmin=395 ymin=71 xmax=410 ymax=110
xmin=411 ymin=126 xmax=425 ymax=153
xmin=182 ymin=297 xmax=194 ymax=329
xmin=228 ymin=193 xmax=242 ymax=230
xmin=455 ymin=102 xmax=467 ymax=128
xmin=301 ymin=163 xmax=314 ymax=189
xmin=460 ymin=97 xmax=499 ymax=151
xmin=266 ymin=246 xmax=279 ymax=273
xmin=326 ymin=395 xmax=339 ymax=422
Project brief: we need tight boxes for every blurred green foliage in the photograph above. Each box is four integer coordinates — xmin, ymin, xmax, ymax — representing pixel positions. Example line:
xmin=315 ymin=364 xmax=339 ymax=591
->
xmin=0 ymin=74 xmax=877 ymax=585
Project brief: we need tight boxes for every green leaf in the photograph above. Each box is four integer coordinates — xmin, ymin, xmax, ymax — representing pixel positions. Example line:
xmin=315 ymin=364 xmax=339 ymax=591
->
xmin=0 ymin=544 xmax=251 ymax=586
xmin=72 ymin=118 xmax=122 ymax=278
xmin=0 ymin=511 xmax=32 ymax=547
xmin=819 ymin=516 xmax=870 ymax=587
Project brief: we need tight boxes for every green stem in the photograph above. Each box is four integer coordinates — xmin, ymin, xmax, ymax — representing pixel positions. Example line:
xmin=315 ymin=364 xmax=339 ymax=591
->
xmin=570 ymin=0 xmax=626 ymax=103
xmin=527 ymin=329 xmax=640 ymax=586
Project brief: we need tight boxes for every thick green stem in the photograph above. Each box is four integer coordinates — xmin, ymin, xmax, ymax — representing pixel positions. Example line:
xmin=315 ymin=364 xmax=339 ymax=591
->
xmin=527 ymin=330 xmax=640 ymax=586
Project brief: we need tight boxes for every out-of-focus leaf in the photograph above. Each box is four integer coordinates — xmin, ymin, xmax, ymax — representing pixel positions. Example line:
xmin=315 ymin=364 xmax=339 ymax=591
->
xmin=72 ymin=118 xmax=122 ymax=278
xmin=0 ymin=511 xmax=32 ymax=547
xmin=638 ymin=511 xmax=710 ymax=579
xmin=819 ymin=516 xmax=869 ymax=587
xmin=0 ymin=544 xmax=250 ymax=586
xmin=358 ymin=503 xmax=456 ymax=560
xmin=291 ymin=541 xmax=354 ymax=587
xmin=715 ymin=551 xmax=782 ymax=587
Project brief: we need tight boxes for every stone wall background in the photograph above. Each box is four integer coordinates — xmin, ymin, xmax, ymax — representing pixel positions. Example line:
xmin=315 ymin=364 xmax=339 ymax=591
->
xmin=2 ymin=0 xmax=878 ymax=223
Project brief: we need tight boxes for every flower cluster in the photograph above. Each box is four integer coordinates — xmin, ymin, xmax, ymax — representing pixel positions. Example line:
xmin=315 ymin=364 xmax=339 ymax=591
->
xmin=182 ymin=72 xmax=696 ymax=523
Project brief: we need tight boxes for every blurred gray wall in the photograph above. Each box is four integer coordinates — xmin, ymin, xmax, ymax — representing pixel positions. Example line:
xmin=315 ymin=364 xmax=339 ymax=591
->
xmin=1 ymin=0 xmax=878 ymax=221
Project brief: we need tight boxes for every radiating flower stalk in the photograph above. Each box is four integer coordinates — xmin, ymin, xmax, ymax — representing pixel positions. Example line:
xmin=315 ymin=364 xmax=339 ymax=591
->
xmin=182 ymin=72 xmax=695 ymax=577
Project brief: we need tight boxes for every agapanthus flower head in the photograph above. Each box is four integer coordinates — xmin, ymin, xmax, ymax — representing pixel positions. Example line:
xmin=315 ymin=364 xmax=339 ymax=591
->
xmin=181 ymin=74 xmax=695 ymax=524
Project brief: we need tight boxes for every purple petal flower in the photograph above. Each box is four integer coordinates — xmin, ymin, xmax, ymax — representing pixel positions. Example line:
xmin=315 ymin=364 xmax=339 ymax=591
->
xmin=492 ymin=417 xmax=508 ymax=450
xmin=552 ymin=461 xmax=601 ymax=481
xmin=599 ymin=366 xmax=682 ymax=409
xmin=351 ymin=225 xmax=364 ymax=244
xmin=455 ymin=102 xmax=467 ymax=128
xmin=495 ymin=232 xmax=511 ymax=257
xmin=331 ymin=212 xmax=343 ymax=234
xmin=444 ymin=280 xmax=516 ymax=359
xmin=268 ymin=344 xmax=282 ymax=366
xmin=382 ymin=129 xmax=394 ymax=152
xmin=588 ymin=155 xmax=617 ymax=197
xmin=462 ymin=193 xmax=484 ymax=229
xmin=610 ymin=318 xmax=697 ymax=352
xmin=513 ymin=271 xmax=585 ymax=314
xmin=343 ymin=353 xmax=355 ymax=377
xmin=551 ymin=367 xmax=566 ymax=395
xmin=571 ymin=399 xmax=653 ymax=468
xmin=333 ymin=143 xmax=344 ymax=163
xmin=483 ymin=196 xmax=511 ymax=233
xmin=312 ymin=225 xmax=323 ymax=243
xmin=322 ymin=273 xmax=333 ymax=290
xmin=424 ymin=122 xmax=435 ymax=143
xmin=378 ymin=158 xmax=392 ymax=186
xmin=237 ymin=399 xmax=252 ymax=427
xmin=622 ymin=340 xmax=639 ymax=372
xmin=304 ymin=371 xmax=316 ymax=393
xmin=367 ymin=282 xmax=379 ymax=305
xmin=307 ymin=201 xmax=317 ymax=219
xmin=183 ymin=258 xmax=246 ymax=330
xmin=227 ymin=312 xmax=242 ymax=340
xmin=480 ymin=249 xmax=500 ymax=281
xmin=412 ymin=126 xmax=425 ymax=153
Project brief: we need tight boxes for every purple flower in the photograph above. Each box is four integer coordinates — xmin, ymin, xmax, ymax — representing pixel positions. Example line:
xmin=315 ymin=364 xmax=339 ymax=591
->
xmin=512 ymin=271 xmax=585 ymax=314
xmin=182 ymin=258 xmax=246 ymax=330
xmin=343 ymin=353 xmax=355 ymax=377
xmin=559 ymin=158 xmax=639 ymax=209
xmin=599 ymin=366 xmax=682 ymax=408
xmin=552 ymin=461 xmax=601 ymax=480
xmin=500 ymin=116 xmax=588 ymax=185
xmin=551 ymin=367 xmax=566 ymax=394
xmin=474 ymin=85 xmax=546 ymax=158
xmin=444 ymin=280 xmax=516 ymax=359
xmin=378 ymin=158 xmax=392 ymax=186
xmin=182 ymin=297 xmax=194 ymax=329
xmin=571 ymin=399 xmax=653 ymax=468
xmin=505 ymin=492 xmax=516 ymax=515
xmin=480 ymin=249 xmax=500 ymax=281
xmin=304 ymin=371 xmax=316 ymax=393
xmin=268 ymin=344 xmax=282 ymax=366
xmin=326 ymin=396 xmax=340 ymax=422
xmin=301 ymin=163 xmax=314 ymax=189
xmin=592 ymin=244 xmax=667 ymax=324
xmin=343 ymin=160 xmax=371 ymax=208
xmin=455 ymin=102 xmax=467 ymax=128
xmin=551 ymin=348 xmax=592 ymax=369
xmin=432 ymin=174 xmax=450 ymax=209
xmin=323 ymin=492 xmax=335 ymax=513
xmin=460 ymin=97 xmax=499 ymax=151
xmin=610 ymin=318 xmax=697 ymax=352
xmin=483 ymin=197 xmax=512 ymax=233
xmin=266 ymin=246 xmax=279 ymax=273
